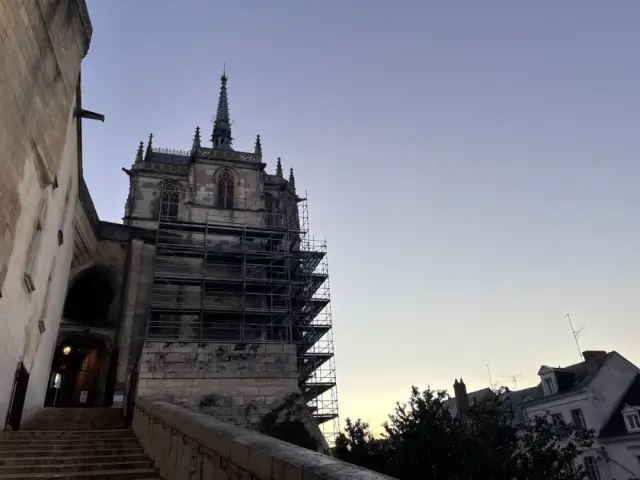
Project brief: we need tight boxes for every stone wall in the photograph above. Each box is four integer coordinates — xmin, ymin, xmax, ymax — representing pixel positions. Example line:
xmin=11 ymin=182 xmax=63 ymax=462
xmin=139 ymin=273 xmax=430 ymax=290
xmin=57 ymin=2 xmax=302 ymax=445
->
xmin=0 ymin=0 xmax=92 ymax=423
xmin=133 ymin=397 xmax=394 ymax=480
xmin=190 ymin=161 xmax=263 ymax=226
xmin=138 ymin=341 xmax=300 ymax=427
xmin=113 ymin=240 xmax=155 ymax=404
xmin=1 ymin=99 xmax=82 ymax=423
xmin=92 ymin=239 xmax=128 ymax=327
xmin=0 ymin=0 xmax=91 ymax=290
xmin=126 ymin=158 xmax=266 ymax=228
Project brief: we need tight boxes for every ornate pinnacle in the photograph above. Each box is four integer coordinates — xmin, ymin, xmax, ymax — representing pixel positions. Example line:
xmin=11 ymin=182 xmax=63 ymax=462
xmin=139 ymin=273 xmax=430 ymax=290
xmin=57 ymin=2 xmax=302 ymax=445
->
xmin=193 ymin=126 xmax=201 ymax=150
xmin=276 ymin=157 xmax=283 ymax=178
xmin=144 ymin=133 xmax=153 ymax=160
xmin=211 ymin=70 xmax=233 ymax=150
xmin=288 ymin=167 xmax=295 ymax=187
xmin=254 ymin=134 xmax=262 ymax=156
xmin=135 ymin=141 xmax=144 ymax=163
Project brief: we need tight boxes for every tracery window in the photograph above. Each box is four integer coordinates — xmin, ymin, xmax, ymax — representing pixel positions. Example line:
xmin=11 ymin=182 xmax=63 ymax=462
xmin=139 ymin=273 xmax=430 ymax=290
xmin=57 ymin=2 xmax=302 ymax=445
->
xmin=217 ymin=170 xmax=234 ymax=209
xmin=264 ymin=194 xmax=276 ymax=227
xmin=159 ymin=182 xmax=181 ymax=221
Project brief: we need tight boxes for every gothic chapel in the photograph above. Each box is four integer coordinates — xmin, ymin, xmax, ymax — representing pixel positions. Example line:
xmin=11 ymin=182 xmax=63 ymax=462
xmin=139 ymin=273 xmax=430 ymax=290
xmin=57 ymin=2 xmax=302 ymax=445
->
xmin=38 ymin=72 xmax=339 ymax=444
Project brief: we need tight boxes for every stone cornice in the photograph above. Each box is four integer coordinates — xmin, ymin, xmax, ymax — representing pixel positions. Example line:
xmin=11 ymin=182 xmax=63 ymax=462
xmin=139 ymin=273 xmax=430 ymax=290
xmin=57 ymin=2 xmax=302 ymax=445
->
xmin=132 ymin=162 xmax=189 ymax=176
xmin=79 ymin=176 xmax=99 ymax=233
xmin=193 ymin=147 xmax=262 ymax=166
xmin=72 ymin=0 xmax=93 ymax=56
xmin=99 ymin=221 xmax=156 ymax=244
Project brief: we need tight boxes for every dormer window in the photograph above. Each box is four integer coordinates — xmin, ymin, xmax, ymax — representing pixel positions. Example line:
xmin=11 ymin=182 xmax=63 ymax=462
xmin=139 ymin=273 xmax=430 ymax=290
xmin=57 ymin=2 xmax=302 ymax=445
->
xmin=626 ymin=413 xmax=640 ymax=431
xmin=622 ymin=405 xmax=640 ymax=433
xmin=544 ymin=378 xmax=555 ymax=394
xmin=538 ymin=366 xmax=559 ymax=396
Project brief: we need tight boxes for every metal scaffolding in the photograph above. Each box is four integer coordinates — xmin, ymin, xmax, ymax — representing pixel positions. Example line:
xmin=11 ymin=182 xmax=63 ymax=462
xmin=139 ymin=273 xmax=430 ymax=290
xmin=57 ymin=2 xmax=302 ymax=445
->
xmin=145 ymin=190 xmax=339 ymax=440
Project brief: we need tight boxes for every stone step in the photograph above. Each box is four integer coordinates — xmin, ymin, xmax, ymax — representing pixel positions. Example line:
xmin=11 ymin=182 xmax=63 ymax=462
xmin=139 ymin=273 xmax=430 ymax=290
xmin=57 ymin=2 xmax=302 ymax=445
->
xmin=19 ymin=424 xmax=124 ymax=432
xmin=0 ymin=469 xmax=160 ymax=479
xmin=28 ymin=408 xmax=123 ymax=414
xmin=0 ymin=409 xmax=158 ymax=480
xmin=0 ymin=448 xmax=144 ymax=458
xmin=0 ymin=460 xmax=154 ymax=475
xmin=0 ymin=453 xmax=149 ymax=467
xmin=0 ymin=435 xmax=137 ymax=445
xmin=1 ymin=430 xmax=134 ymax=439
xmin=23 ymin=419 xmax=125 ymax=425
xmin=0 ymin=440 xmax=141 ymax=452
xmin=20 ymin=425 xmax=126 ymax=431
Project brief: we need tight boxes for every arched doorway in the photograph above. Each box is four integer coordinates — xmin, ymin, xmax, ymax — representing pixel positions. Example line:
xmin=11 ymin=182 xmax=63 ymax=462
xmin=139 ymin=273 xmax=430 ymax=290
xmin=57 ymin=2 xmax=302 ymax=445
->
xmin=45 ymin=265 xmax=118 ymax=408
xmin=45 ymin=335 xmax=109 ymax=407
xmin=63 ymin=265 xmax=114 ymax=326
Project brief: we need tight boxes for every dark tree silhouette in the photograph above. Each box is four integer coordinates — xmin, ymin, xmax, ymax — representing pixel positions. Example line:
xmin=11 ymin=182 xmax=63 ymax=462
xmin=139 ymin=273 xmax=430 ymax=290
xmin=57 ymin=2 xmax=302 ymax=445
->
xmin=334 ymin=386 xmax=594 ymax=480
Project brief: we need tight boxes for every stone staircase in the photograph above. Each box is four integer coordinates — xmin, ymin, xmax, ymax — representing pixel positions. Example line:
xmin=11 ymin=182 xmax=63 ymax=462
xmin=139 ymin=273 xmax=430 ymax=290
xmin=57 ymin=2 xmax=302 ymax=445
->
xmin=0 ymin=408 xmax=161 ymax=479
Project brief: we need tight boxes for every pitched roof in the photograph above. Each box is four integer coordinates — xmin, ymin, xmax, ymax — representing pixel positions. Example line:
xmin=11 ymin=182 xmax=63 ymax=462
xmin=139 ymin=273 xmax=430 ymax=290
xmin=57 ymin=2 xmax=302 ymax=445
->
xmin=599 ymin=374 xmax=640 ymax=439
xmin=443 ymin=387 xmax=493 ymax=414
xmin=150 ymin=151 xmax=191 ymax=166
xmin=522 ymin=352 xmax=613 ymax=405
xmin=504 ymin=385 xmax=543 ymax=424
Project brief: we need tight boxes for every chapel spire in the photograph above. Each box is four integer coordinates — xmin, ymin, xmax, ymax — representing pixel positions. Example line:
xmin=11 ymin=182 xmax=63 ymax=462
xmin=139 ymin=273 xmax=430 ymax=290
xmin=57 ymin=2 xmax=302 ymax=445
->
xmin=254 ymin=134 xmax=262 ymax=157
xmin=193 ymin=126 xmax=201 ymax=150
xmin=276 ymin=157 xmax=283 ymax=178
xmin=144 ymin=133 xmax=153 ymax=161
xmin=211 ymin=69 xmax=233 ymax=150
xmin=135 ymin=141 xmax=144 ymax=163
xmin=289 ymin=167 xmax=295 ymax=187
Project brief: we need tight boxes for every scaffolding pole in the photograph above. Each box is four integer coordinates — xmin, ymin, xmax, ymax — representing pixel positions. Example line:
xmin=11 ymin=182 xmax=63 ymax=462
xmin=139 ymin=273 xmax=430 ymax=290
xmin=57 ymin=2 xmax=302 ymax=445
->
xmin=145 ymin=188 xmax=339 ymax=440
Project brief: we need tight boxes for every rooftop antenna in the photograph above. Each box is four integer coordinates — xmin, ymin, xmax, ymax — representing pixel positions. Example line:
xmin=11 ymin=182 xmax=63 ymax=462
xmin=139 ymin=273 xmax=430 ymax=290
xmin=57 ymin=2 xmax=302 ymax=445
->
xmin=486 ymin=364 xmax=494 ymax=390
xmin=565 ymin=313 xmax=584 ymax=361
xmin=502 ymin=374 xmax=523 ymax=390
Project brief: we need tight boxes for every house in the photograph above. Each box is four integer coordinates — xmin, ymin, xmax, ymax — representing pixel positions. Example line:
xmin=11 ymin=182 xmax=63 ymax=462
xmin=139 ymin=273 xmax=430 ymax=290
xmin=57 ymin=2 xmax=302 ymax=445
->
xmin=444 ymin=379 xmax=494 ymax=417
xmin=521 ymin=350 xmax=640 ymax=480
xmin=598 ymin=374 xmax=640 ymax=479
xmin=445 ymin=378 xmax=541 ymax=426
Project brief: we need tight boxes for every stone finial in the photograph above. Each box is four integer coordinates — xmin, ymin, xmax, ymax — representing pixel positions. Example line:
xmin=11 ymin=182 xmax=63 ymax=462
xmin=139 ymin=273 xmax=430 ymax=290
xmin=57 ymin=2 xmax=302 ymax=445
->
xmin=193 ymin=126 xmax=201 ymax=150
xmin=135 ymin=141 xmax=144 ymax=163
xmin=288 ymin=167 xmax=295 ymax=187
xmin=276 ymin=157 xmax=283 ymax=178
xmin=144 ymin=133 xmax=153 ymax=160
xmin=254 ymin=134 xmax=262 ymax=157
xmin=211 ymin=70 xmax=233 ymax=150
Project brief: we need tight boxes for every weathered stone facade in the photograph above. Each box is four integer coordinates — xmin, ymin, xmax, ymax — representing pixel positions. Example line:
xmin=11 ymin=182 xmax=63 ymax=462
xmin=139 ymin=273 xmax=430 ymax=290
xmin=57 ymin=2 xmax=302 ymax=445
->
xmin=1 ymin=5 xmax=337 ymax=447
xmin=0 ymin=0 xmax=93 ymax=424
xmin=119 ymin=75 xmax=338 ymax=442
xmin=0 ymin=0 xmax=91 ymax=290
xmin=138 ymin=342 xmax=299 ymax=426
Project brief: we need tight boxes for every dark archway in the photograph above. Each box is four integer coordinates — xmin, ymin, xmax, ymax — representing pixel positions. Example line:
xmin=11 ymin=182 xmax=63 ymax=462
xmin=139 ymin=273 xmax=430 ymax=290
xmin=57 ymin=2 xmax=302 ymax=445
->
xmin=63 ymin=266 xmax=114 ymax=326
xmin=44 ymin=335 xmax=110 ymax=408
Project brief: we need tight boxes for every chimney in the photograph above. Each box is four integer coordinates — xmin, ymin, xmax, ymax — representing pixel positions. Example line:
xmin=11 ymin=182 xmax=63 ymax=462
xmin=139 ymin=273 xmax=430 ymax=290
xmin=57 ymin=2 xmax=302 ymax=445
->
xmin=453 ymin=378 xmax=470 ymax=416
xmin=582 ymin=351 xmax=607 ymax=362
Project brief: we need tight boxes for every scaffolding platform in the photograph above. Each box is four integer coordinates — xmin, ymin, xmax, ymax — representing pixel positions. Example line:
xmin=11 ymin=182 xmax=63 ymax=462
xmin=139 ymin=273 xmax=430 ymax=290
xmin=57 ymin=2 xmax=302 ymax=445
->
xmin=144 ymin=194 xmax=339 ymax=440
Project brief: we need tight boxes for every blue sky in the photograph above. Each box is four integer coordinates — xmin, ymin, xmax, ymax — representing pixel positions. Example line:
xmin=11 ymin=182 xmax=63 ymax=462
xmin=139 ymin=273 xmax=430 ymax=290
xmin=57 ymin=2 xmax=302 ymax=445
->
xmin=82 ymin=1 xmax=640 ymax=429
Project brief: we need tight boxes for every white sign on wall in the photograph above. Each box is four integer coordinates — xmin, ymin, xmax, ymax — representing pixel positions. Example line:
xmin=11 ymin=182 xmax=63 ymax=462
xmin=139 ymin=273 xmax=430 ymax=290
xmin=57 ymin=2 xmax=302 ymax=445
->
xmin=79 ymin=391 xmax=88 ymax=404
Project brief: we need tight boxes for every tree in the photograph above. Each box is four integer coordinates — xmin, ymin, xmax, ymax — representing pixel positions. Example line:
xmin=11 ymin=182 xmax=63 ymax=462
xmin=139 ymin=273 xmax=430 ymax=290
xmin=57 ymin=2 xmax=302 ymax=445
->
xmin=334 ymin=386 xmax=594 ymax=479
xmin=334 ymin=419 xmax=389 ymax=473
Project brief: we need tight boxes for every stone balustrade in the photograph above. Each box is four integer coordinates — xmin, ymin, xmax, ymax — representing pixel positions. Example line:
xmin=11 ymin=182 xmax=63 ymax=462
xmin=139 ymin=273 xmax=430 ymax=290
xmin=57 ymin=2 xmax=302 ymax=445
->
xmin=132 ymin=397 xmax=394 ymax=479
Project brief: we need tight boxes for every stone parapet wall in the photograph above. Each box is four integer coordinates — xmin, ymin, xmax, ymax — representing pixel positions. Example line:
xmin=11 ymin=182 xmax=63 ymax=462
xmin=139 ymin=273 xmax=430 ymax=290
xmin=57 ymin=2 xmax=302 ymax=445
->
xmin=133 ymin=397 xmax=394 ymax=480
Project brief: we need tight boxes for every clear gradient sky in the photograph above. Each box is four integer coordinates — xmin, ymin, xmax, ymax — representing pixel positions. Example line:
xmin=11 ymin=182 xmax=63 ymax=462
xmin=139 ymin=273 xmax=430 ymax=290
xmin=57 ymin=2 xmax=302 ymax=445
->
xmin=81 ymin=1 xmax=640 ymax=430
